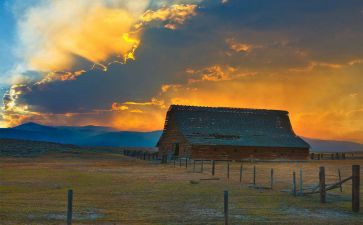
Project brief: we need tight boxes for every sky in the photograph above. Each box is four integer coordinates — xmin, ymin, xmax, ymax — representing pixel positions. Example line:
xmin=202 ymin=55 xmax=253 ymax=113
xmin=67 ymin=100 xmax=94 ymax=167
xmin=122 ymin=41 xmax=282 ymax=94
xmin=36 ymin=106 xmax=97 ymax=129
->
xmin=0 ymin=0 xmax=362 ymax=143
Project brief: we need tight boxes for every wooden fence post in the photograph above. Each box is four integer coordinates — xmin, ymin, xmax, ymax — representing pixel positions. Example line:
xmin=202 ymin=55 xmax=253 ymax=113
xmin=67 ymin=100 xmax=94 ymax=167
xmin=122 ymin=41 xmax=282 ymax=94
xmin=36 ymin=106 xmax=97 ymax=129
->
xmin=161 ymin=155 xmax=167 ymax=164
xmin=224 ymin=190 xmax=229 ymax=225
xmin=270 ymin=168 xmax=274 ymax=189
xmin=240 ymin=162 xmax=243 ymax=184
xmin=185 ymin=158 xmax=188 ymax=168
xmin=292 ymin=172 xmax=296 ymax=196
xmin=173 ymin=158 xmax=176 ymax=167
xmin=352 ymin=165 xmax=360 ymax=212
xmin=179 ymin=158 xmax=182 ymax=167
xmin=193 ymin=160 xmax=196 ymax=172
xmin=299 ymin=169 xmax=303 ymax=196
xmin=227 ymin=161 xmax=230 ymax=180
xmin=338 ymin=169 xmax=343 ymax=192
xmin=319 ymin=167 xmax=326 ymax=203
xmin=67 ymin=189 xmax=73 ymax=225
xmin=201 ymin=160 xmax=204 ymax=173
xmin=212 ymin=160 xmax=215 ymax=176
xmin=253 ymin=165 xmax=256 ymax=185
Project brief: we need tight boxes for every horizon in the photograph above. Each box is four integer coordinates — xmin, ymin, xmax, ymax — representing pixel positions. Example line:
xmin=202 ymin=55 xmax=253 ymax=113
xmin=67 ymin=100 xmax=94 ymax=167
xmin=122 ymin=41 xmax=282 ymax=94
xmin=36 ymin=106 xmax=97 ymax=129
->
xmin=4 ymin=120 xmax=363 ymax=145
xmin=0 ymin=0 xmax=362 ymax=143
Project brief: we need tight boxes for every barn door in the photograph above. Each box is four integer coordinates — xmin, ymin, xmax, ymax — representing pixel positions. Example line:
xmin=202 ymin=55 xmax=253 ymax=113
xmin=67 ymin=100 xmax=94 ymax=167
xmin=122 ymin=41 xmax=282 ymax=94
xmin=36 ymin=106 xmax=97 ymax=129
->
xmin=173 ymin=143 xmax=180 ymax=156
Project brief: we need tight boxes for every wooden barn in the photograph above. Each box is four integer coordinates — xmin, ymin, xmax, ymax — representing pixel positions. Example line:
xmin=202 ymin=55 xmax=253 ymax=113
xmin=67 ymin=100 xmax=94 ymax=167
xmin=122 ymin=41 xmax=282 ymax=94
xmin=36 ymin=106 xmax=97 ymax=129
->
xmin=157 ymin=105 xmax=310 ymax=160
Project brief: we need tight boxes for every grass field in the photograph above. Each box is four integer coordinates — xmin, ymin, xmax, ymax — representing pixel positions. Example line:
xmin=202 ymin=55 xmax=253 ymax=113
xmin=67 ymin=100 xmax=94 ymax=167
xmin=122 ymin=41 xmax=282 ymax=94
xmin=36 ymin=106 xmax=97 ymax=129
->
xmin=1 ymin=152 xmax=363 ymax=224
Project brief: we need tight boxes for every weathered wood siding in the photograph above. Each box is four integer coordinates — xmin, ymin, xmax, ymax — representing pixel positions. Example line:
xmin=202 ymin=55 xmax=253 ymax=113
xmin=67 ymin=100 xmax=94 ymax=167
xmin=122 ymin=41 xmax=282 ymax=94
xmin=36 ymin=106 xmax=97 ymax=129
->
xmin=191 ymin=145 xmax=309 ymax=160
xmin=158 ymin=105 xmax=310 ymax=160
xmin=158 ymin=116 xmax=191 ymax=157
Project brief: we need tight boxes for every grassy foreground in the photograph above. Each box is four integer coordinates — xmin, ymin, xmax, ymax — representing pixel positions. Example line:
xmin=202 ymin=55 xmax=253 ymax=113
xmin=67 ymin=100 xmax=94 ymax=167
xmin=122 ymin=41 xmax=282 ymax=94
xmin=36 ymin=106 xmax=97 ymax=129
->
xmin=1 ymin=153 xmax=363 ymax=224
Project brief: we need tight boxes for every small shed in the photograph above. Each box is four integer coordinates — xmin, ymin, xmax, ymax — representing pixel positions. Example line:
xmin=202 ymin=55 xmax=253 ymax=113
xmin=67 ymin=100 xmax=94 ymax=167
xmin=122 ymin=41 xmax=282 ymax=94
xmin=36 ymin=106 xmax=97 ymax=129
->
xmin=157 ymin=105 xmax=310 ymax=160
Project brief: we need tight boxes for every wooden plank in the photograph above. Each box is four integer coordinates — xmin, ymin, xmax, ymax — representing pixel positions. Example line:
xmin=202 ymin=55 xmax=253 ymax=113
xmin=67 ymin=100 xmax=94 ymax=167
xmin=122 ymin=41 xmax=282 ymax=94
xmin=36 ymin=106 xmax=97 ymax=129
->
xmin=67 ymin=189 xmax=73 ymax=225
xmin=253 ymin=165 xmax=256 ymax=185
xmin=299 ymin=169 xmax=303 ymax=196
xmin=304 ymin=176 xmax=352 ymax=194
xmin=352 ymin=165 xmax=360 ymax=212
xmin=292 ymin=171 xmax=296 ymax=196
xmin=338 ymin=169 xmax=343 ymax=192
xmin=200 ymin=178 xmax=220 ymax=181
xmin=270 ymin=168 xmax=274 ymax=189
xmin=240 ymin=162 xmax=243 ymax=183
xmin=319 ymin=167 xmax=326 ymax=203
xmin=212 ymin=160 xmax=215 ymax=176
xmin=224 ymin=191 xmax=229 ymax=225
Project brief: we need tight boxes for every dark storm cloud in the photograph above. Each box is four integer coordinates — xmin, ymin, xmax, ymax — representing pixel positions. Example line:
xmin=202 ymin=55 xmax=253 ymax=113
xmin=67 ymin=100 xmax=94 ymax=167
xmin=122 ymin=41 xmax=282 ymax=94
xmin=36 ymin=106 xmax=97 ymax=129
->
xmin=12 ymin=0 xmax=363 ymax=114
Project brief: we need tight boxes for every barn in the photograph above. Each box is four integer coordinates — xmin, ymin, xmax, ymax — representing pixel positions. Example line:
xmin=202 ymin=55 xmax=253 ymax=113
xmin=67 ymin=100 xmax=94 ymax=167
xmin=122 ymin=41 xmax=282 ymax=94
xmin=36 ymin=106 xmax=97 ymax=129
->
xmin=157 ymin=105 xmax=310 ymax=160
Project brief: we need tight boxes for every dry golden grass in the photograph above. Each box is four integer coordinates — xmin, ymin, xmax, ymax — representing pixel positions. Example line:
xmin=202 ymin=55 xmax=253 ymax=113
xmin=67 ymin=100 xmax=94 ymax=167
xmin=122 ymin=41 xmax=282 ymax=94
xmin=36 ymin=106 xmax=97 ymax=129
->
xmin=1 ymin=153 xmax=363 ymax=224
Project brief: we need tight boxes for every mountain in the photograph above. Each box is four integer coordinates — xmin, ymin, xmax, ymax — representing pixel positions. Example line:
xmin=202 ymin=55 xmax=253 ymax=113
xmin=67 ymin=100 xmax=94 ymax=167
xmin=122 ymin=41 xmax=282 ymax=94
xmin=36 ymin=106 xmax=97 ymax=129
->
xmin=1 ymin=122 xmax=363 ymax=151
xmin=0 ymin=138 xmax=151 ymax=157
xmin=83 ymin=131 xmax=162 ymax=147
xmin=0 ymin=122 xmax=161 ymax=147
xmin=302 ymin=137 xmax=363 ymax=153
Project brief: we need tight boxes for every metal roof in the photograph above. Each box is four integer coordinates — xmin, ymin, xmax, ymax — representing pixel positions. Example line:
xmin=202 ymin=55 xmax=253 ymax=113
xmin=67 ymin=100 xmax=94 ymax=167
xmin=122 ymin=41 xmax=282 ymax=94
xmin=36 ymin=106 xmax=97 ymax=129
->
xmin=161 ymin=105 xmax=310 ymax=149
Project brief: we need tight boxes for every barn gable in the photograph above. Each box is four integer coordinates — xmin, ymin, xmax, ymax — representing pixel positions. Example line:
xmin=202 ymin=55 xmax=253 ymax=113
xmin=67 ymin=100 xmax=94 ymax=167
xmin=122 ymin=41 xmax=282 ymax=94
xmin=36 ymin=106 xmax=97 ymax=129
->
xmin=158 ymin=105 xmax=310 ymax=149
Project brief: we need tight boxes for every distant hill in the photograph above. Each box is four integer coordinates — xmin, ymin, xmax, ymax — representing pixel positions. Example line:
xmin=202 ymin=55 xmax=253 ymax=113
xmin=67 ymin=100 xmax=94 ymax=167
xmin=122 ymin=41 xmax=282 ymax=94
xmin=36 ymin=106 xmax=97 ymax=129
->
xmin=1 ymin=122 xmax=363 ymax=152
xmin=83 ymin=131 xmax=162 ymax=147
xmin=0 ymin=138 xmax=155 ymax=157
xmin=302 ymin=137 xmax=363 ymax=153
xmin=0 ymin=138 xmax=81 ymax=157
xmin=0 ymin=122 xmax=161 ymax=147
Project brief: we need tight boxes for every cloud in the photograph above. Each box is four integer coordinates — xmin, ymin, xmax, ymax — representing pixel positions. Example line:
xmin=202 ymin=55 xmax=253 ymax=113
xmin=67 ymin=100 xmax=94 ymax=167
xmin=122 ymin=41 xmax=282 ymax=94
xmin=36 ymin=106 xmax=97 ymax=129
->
xmin=1 ymin=0 xmax=199 ymax=123
xmin=2 ymin=0 xmax=363 ymax=143
xmin=186 ymin=65 xmax=255 ymax=82
xmin=14 ymin=0 xmax=198 ymax=76
xmin=225 ymin=38 xmax=255 ymax=53
xmin=137 ymin=4 xmax=197 ymax=29
xmin=17 ymin=0 xmax=148 ymax=72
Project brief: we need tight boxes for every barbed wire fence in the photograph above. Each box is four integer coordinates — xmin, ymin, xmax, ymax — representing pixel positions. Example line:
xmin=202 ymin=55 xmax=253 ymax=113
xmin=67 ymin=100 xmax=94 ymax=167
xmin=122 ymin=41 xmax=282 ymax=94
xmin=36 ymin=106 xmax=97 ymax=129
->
xmin=2 ymin=150 xmax=361 ymax=224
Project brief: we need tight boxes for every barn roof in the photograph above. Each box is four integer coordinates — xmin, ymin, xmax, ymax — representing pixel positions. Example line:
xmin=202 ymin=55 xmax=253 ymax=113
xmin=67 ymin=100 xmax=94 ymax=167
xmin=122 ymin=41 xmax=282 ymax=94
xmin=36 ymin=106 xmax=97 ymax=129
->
xmin=159 ymin=105 xmax=310 ymax=149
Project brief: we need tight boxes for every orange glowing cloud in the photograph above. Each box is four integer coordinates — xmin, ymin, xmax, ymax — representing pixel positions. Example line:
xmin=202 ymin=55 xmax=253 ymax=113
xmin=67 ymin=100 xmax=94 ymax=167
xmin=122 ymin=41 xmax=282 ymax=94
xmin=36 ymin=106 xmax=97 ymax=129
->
xmin=2 ymin=0 xmax=362 ymax=146
xmin=18 ymin=1 xmax=145 ymax=72
xmin=17 ymin=1 xmax=198 ymax=74
xmin=137 ymin=4 xmax=197 ymax=29
xmin=107 ymin=61 xmax=363 ymax=142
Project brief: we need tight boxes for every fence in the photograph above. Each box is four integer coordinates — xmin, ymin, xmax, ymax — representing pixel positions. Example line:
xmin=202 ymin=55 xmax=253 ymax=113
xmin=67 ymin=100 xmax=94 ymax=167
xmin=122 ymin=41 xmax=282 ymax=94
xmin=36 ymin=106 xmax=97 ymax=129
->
xmin=310 ymin=152 xmax=363 ymax=160
xmin=5 ymin=150 xmax=360 ymax=224
xmin=64 ymin=161 xmax=360 ymax=225
xmin=55 ymin=151 xmax=362 ymax=224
